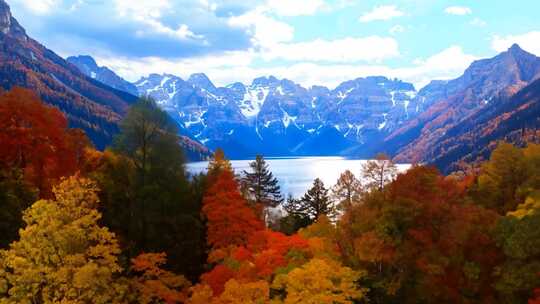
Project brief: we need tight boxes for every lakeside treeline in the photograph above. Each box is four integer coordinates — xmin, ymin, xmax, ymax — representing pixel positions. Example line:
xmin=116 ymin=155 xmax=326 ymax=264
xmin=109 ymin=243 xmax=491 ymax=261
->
xmin=1 ymin=88 xmax=540 ymax=303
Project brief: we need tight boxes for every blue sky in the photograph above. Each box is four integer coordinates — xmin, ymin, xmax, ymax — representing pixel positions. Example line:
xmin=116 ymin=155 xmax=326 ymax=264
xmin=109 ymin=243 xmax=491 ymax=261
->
xmin=9 ymin=0 xmax=540 ymax=89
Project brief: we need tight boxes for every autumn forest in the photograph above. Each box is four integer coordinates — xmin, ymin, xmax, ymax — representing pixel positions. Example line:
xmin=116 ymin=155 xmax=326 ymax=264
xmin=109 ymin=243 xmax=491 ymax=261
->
xmin=0 ymin=87 xmax=538 ymax=303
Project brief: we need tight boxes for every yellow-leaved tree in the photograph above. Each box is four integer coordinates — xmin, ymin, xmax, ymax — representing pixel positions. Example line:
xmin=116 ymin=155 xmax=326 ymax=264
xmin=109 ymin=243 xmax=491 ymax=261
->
xmin=131 ymin=252 xmax=191 ymax=304
xmin=271 ymin=258 xmax=367 ymax=304
xmin=188 ymin=280 xmax=270 ymax=304
xmin=0 ymin=176 xmax=131 ymax=303
xmin=218 ymin=279 xmax=270 ymax=304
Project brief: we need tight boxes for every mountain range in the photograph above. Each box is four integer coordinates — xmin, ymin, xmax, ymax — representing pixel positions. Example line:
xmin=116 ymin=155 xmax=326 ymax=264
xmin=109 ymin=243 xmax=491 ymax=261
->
xmin=67 ymin=45 xmax=540 ymax=172
xmin=2 ymin=0 xmax=539 ymax=171
xmin=69 ymin=56 xmax=423 ymax=158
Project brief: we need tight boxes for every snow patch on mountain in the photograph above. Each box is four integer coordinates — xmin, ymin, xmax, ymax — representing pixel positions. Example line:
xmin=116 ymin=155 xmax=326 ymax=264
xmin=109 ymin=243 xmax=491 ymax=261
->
xmin=239 ymin=87 xmax=269 ymax=118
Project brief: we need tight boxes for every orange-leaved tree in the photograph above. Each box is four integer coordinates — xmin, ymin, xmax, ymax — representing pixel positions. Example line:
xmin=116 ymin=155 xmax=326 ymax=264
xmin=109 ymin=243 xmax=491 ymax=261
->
xmin=198 ymin=229 xmax=311 ymax=297
xmin=131 ymin=252 xmax=191 ymax=304
xmin=202 ymin=168 xmax=264 ymax=250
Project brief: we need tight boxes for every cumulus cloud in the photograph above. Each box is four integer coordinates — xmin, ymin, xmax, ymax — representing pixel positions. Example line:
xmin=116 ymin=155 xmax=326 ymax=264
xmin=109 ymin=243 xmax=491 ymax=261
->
xmin=444 ymin=6 xmax=472 ymax=16
xmin=265 ymin=0 xmax=326 ymax=16
xmin=406 ymin=46 xmax=477 ymax=87
xmin=359 ymin=5 xmax=404 ymax=22
xmin=261 ymin=36 xmax=400 ymax=62
xmin=491 ymin=31 xmax=540 ymax=55
xmin=135 ymin=21 xmax=206 ymax=41
xmin=96 ymin=45 xmax=476 ymax=91
xmin=114 ymin=0 xmax=170 ymax=19
xmin=9 ymin=0 xmax=253 ymax=59
xmin=12 ymin=0 xmax=62 ymax=14
xmin=114 ymin=0 xmax=206 ymax=42
xmin=9 ymin=0 xmax=479 ymax=91
xmin=96 ymin=50 xmax=256 ymax=83
xmin=228 ymin=8 xmax=294 ymax=47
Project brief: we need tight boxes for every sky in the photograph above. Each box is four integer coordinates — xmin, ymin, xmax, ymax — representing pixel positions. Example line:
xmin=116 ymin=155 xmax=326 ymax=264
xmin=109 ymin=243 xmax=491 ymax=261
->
xmin=8 ymin=0 xmax=540 ymax=89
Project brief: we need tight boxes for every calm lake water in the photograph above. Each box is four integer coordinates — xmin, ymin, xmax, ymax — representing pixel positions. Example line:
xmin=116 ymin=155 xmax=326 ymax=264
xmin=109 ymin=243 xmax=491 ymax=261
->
xmin=187 ymin=157 xmax=410 ymax=198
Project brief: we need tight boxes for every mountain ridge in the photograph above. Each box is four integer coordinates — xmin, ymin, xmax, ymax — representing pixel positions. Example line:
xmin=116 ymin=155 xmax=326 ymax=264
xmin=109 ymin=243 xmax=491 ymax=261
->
xmin=0 ymin=0 xmax=140 ymax=149
xmin=386 ymin=43 xmax=540 ymax=167
xmin=67 ymin=55 xmax=138 ymax=96
xmin=131 ymin=72 xmax=420 ymax=157
xmin=64 ymin=37 xmax=540 ymax=168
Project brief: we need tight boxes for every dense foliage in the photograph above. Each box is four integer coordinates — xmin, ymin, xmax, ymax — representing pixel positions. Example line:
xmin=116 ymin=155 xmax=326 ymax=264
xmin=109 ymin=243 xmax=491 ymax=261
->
xmin=1 ymin=87 xmax=540 ymax=303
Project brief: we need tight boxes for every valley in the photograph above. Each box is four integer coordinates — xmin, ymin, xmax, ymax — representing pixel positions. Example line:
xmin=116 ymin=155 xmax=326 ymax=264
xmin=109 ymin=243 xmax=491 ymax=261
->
xmin=2 ymin=1 xmax=540 ymax=303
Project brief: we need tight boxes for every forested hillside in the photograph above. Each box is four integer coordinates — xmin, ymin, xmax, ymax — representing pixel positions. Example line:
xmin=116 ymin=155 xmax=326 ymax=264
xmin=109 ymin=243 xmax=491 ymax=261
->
xmin=1 ymin=87 xmax=540 ymax=303
xmin=0 ymin=0 xmax=137 ymax=149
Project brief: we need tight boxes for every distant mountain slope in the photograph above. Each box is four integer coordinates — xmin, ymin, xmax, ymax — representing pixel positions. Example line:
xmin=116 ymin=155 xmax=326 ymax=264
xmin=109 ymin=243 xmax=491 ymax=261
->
xmin=0 ymin=0 xmax=137 ymax=149
xmin=430 ymin=77 xmax=540 ymax=173
xmin=386 ymin=44 xmax=540 ymax=167
xmin=0 ymin=1 xmax=210 ymax=160
xmin=67 ymin=55 xmax=138 ymax=96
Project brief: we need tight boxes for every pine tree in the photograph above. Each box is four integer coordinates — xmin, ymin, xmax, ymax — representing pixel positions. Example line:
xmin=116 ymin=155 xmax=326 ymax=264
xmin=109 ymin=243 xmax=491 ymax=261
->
xmin=97 ymin=97 xmax=206 ymax=280
xmin=242 ymin=155 xmax=284 ymax=209
xmin=284 ymin=178 xmax=335 ymax=221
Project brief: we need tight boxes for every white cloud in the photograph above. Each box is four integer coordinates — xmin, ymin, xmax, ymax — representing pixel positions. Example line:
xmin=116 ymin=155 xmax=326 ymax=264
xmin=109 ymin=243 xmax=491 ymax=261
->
xmin=114 ymin=0 xmax=170 ymax=19
xmin=359 ymin=5 xmax=404 ymax=22
xmin=261 ymin=36 xmax=400 ymax=62
xmin=114 ymin=0 xmax=205 ymax=41
xmin=228 ymin=8 xmax=295 ymax=47
xmin=14 ymin=0 xmax=60 ymax=14
xmin=470 ymin=18 xmax=486 ymax=27
xmin=135 ymin=21 xmax=205 ymax=41
xmin=444 ymin=6 xmax=472 ymax=16
xmin=491 ymin=31 xmax=540 ymax=55
xmin=97 ymin=45 xmax=475 ymax=91
xmin=389 ymin=25 xmax=405 ymax=35
xmin=405 ymin=45 xmax=477 ymax=87
xmin=96 ymin=50 xmax=256 ymax=82
xmin=265 ymin=0 xmax=326 ymax=16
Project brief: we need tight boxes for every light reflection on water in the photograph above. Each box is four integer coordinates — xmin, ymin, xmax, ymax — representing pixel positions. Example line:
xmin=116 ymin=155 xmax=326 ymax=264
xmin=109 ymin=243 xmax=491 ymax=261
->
xmin=186 ymin=157 xmax=411 ymax=198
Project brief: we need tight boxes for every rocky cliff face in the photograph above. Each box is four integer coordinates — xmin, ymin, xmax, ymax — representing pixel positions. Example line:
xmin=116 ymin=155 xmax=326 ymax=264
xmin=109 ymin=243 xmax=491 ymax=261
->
xmin=0 ymin=0 xmax=25 ymax=39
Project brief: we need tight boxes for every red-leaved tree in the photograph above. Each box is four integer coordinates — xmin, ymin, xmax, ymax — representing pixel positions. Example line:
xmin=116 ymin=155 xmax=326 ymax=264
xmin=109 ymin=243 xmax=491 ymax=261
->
xmin=202 ymin=169 xmax=265 ymax=250
xmin=0 ymin=87 xmax=89 ymax=197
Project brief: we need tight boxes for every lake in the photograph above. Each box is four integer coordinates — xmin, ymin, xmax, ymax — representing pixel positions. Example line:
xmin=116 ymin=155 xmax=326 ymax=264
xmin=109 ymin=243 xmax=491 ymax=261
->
xmin=187 ymin=157 xmax=411 ymax=198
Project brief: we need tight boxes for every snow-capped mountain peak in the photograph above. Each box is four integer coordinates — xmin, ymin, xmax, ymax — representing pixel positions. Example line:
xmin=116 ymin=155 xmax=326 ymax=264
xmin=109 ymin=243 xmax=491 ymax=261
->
xmin=130 ymin=72 xmax=424 ymax=157
xmin=68 ymin=55 xmax=427 ymax=158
